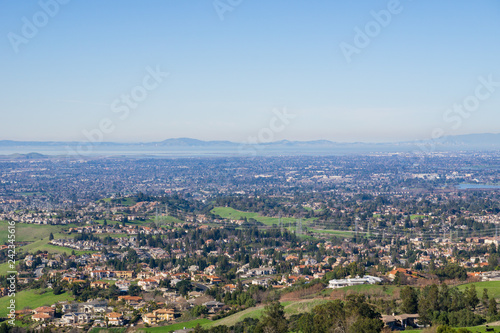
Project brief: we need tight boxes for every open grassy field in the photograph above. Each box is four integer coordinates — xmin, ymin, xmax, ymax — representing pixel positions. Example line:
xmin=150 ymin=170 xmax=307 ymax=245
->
xmin=207 ymin=299 xmax=329 ymax=328
xmin=99 ymin=197 xmax=137 ymax=207
xmin=457 ymin=281 xmax=500 ymax=299
xmin=0 ymin=221 xmax=66 ymax=244
xmin=151 ymin=216 xmax=185 ymax=225
xmin=209 ymin=305 xmax=267 ymax=327
xmin=320 ymin=284 xmax=398 ymax=298
xmin=89 ymin=328 xmax=126 ymax=333
xmin=136 ymin=318 xmax=212 ymax=332
xmin=211 ymin=207 xmax=315 ymax=227
xmin=338 ymin=284 xmax=396 ymax=295
xmin=0 ymin=221 xmax=97 ymax=275
xmin=0 ymin=289 xmax=73 ymax=317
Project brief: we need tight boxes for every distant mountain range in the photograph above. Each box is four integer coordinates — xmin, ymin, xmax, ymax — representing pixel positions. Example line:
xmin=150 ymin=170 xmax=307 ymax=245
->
xmin=0 ymin=133 xmax=499 ymax=156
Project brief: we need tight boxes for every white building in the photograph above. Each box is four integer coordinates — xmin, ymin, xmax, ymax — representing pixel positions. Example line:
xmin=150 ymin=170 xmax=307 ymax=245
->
xmin=328 ymin=275 xmax=382 ymax=289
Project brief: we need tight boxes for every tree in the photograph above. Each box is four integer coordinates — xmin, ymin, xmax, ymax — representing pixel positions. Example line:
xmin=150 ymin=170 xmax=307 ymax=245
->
xmin=400 ymin=286 xmax=418 ymax=313
xmin=419 ymin=284 xmax=439 ymax=325
xmin=256 ymin=301 xmax=288 ymax=333
xmin=49 ymin=232 xmax=54 ymax=240
xmin=464 ymin=285 xmax=479 ymax=310
xmin=128 ymin=285 xmax=142 ymax=296
xmin=488 ymin=253 xmax=499 ymax=268
xmin=311 ymin=300 xmax=346 ymax=333
xmin=53 ymin=286 xmax=63 ymax=295
xmin=488 ymin=298 xmax=498 ymax=318
xmin=176 ymin=280 xmax=193 ymax=297
xmin=296 ymin=313 xmax=314 ymax=333
xmin=482 ymin=288 xmax=489 ymax=308
xmin=0 ymin=323 xmax=9 ymax=333
xmin=191 ymin=305 xmax=208 ymax=317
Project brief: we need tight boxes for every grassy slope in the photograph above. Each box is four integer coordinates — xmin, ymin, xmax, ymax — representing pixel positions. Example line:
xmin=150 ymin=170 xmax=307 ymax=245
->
xmin=136 ymin=319 xmax=211 ymax=332
xmin=89 ymin=328 xmax=126 ymax=333
xmin=0 ymin=221 xmax=66 ymax=244
xmin=0 ymin=289 xmax=73 ymax=317
xmin=0 ymin=221 xmax=99 ymax=275
xmin=211 ymin=207 xmax=315 ymax=227
xmin=405 ymin=326 xmax=500 ymax=333
xmin=457 ymin=281 xmax=500 ymax=299
xmin=208 ymin=299 xmax=329 ymax=328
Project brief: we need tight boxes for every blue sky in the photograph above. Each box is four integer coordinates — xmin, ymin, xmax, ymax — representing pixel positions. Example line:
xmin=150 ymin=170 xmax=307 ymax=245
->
xmin=0 ymin=0 xmax=499 ymax=143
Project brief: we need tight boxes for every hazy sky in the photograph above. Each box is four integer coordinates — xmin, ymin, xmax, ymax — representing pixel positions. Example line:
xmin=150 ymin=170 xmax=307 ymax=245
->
xmin=1 ymin=0 xmax=499 ymax=143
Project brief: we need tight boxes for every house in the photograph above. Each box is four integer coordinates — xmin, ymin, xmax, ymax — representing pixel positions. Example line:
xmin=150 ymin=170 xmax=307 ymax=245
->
xmin=61 ymin=299 xmax=107 ymax=317
xmin=61 ymin=313 xmax=91 ymax=325
xmin=202 ymin=301 xmax=225 ymax=314
xmin=113 ymin=271 xmax=134 ymax=279
xmin=34 ymin=306 xmax=55 ymax=318
xmin=91 ymin=281 xmax=109 ymax=289
xmin=143 ymin=308 xmax=176 ymax=324
xmin=115 ymin=280 xmax=131 ymax=291
xmin=252 ymin=278 xmax=271 ymax=287
xmin=206 ymin=275 xmax=222 ymax=284
xmin=32 ymin=313 xmax=52 ymax=322
xmin=223 ymin=284 xmax=237 ymax=293
xmin=91 ymin=270 xmax=114 ymax=279
xmin=81 ymin=299 xmax=108 ymax=317
xmin=382 ymin=314 xmax=420 ymax=330
xmin=138 ymin=278 xmax=159 ymax=290
xmin=387 ymin=268 xmax=412 ymax=281
xmin=118 ymin=295 xmax=143 ymax=303
xmin=143 ymin=313 xmax=157 ymax=325
xmin=106 ymin=312 xmax=124 ymax=326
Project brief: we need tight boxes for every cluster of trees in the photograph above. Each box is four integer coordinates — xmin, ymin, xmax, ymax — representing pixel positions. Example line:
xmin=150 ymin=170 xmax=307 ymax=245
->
xmin=400 ymin=284 xmax=496 ymax=327
xmin=322 ymin=261 xmax=366 ymax=281
xmin=193 ymin=295 xmax=384 ymax=333
xmin=434 ymin=263 xmax=468 ymax=281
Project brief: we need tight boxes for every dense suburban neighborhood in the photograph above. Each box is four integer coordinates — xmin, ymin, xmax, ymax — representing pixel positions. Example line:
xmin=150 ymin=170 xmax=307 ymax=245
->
xmin=0 ymin=153 xmax=499 ymax=332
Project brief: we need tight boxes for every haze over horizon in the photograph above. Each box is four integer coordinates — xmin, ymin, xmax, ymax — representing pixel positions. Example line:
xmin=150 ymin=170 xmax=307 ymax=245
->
xmin=1 ymin=1 xmax=499 ymax=144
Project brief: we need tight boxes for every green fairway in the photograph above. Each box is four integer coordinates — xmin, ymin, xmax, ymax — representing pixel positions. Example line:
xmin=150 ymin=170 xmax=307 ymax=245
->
xmin=0 ymin=289 xmax=73 ymax=317
xmin=312 ymin=229 xmax=355 ymax=237
xmin=457 ymin=281 xmax=500 ymax=299
xmin=211 ymin=207 xmax=315 ymax=227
